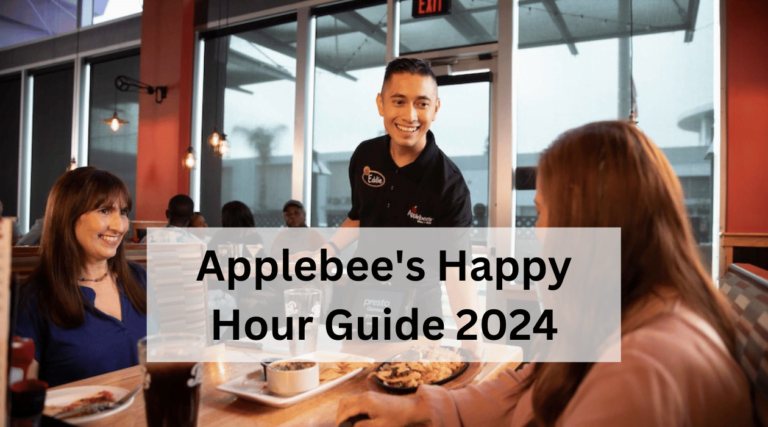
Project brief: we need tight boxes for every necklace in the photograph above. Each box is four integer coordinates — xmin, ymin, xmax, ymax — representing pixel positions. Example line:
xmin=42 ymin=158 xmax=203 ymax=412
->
xmin=78 ymin=272 xmax=110 ymax=282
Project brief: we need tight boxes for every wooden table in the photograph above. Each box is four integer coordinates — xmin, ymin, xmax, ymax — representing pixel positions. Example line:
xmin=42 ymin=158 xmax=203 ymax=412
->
xmin=50 ymin=345 xmax=522 ymax=427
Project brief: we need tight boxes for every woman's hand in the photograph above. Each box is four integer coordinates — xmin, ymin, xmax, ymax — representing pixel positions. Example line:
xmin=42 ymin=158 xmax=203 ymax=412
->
xmin=336 ymin=391 xmax=429 ymax=427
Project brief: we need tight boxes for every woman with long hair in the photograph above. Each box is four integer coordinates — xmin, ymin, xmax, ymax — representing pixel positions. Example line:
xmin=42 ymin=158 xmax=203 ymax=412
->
xmin=221 ymin=200 xmax=256 ymax=228
xmin=336 ymin=121 xmax=753 ymax=426
xmin=15 ymin=167 xmax=147 ymax=387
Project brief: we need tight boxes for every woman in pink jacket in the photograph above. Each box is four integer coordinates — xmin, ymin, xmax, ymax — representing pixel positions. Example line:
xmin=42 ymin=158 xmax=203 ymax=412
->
xmin=336 ymin=121 xmax=754 ymax=427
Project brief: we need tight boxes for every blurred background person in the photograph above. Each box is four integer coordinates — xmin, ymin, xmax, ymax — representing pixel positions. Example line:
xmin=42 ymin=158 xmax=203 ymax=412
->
xmin=271 ymin=200 xmax=325 ymax=257
xmin=190 ymin=211 xmax=207 ymax=228
xmin=141 ymin=194 xmax=198 ymax=243
xmin=15 ymin=216 xmax=43 ymax=246
xmin=14 ymin=167 xmax=147 ymax=387
xmin=282 ymin=199 xmax=308 ymax=228
xmin=221 ymin=200 xmax=255 ymax=228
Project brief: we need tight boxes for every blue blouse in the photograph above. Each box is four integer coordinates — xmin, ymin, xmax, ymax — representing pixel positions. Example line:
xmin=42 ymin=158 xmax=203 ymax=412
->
xmin=14 ymin=264 xmax=148 ymax=387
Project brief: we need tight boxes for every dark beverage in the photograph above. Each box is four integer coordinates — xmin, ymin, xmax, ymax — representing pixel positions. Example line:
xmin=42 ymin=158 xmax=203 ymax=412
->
xmin=142 ymin=362 xmax=202 ymax=427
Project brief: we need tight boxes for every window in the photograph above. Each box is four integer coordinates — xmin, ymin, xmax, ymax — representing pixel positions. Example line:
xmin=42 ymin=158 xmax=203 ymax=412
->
xmin=514 ymin=0 xmax=716 ymax=270
xmin=0 ymin=75 xmax=22 ymax=218
xmin=200 ymin=18 xmax=298 ymax=227
xmin=311 ymin=2 xmax=388 ymax=227
xmin=30 ymin=65 xmax=74 ymax=224
xmin=88 ymin=53 xmax=141 ymax=220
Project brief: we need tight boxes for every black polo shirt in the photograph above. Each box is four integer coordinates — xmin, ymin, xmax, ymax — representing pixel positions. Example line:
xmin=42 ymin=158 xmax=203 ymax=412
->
xmin=347 ymin=130 xmax=472 ymax=228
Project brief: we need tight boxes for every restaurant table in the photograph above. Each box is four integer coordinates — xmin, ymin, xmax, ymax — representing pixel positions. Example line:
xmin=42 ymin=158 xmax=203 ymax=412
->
xmin=50 ymin=344 xmax=522 ymax=427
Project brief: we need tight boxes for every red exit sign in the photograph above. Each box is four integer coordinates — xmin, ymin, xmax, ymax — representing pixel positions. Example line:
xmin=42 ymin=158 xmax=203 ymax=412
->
xmin=412 ymin=0 xmax=452 ymax=18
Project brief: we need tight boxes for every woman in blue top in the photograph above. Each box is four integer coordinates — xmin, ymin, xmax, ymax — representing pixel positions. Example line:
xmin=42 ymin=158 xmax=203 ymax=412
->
xmin=15 ymin=167 xmax=147 ymax=387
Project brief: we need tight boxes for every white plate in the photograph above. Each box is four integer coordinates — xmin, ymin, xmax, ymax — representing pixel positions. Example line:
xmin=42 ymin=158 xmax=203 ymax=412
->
xmin=217 ymin=351 xmax=374 ymax=408
xmin=45 ymin=385 xmax=135 ymax=425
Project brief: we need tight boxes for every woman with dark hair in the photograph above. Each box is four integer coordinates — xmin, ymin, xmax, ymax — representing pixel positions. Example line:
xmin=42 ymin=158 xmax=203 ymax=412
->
xmin=221 ymin=200 xmax=255 ymax=228
xmin=14 ymin=167 xmax=147 ymax=387
xmin=336 ymin=121 xmax=753 ymax=426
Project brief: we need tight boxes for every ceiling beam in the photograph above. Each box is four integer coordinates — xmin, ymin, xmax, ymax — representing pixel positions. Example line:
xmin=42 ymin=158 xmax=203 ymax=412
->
xmin=684 ymin=0 xmax=700 ymax=42
xmin=237 ymin=30 xmax=357 ymax=81
xmin=541 ymin=0 xmax=578 ymax=55
xmin=334 ymin=11 xmax=413 ymax=54
xmin=445 ymin=1 xmax=494 ymax=46
xmin=334 ymin=11 xmax=387 ymax=46
xmin=519 ymin=23 xmax=688 ymax=49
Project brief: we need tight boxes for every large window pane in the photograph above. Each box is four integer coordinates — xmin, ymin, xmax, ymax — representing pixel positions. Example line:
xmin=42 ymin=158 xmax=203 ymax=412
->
xmin=88 ymin=53 xmax=140 ymax=221
xmin=515 ymin=0 xmax=715 ymax=270
xmin=399 ymin=0 xmax=498 ymax=54
xmin=0 ymin=75 xmax=21 ymax=218
xmin=311 ymin=2 xmax=388 ymax=227
xmin=30 ymin=66 xmax=74 ymax=224
xmin=201 ymin=20 xmax=297 ymax=227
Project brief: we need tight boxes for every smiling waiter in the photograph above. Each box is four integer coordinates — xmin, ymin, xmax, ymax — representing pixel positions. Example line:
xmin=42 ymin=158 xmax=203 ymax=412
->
xmin=318 ymin=58 xmax=480 ymax=351
xmin=348 ymin=58 xmax=471 ymax=228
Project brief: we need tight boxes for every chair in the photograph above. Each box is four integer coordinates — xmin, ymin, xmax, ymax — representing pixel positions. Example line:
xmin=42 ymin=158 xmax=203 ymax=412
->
xmin=720 ymin=263 xmax=768 ymax=426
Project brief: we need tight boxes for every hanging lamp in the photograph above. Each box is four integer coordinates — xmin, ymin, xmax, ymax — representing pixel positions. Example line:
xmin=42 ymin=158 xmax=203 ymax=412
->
xmin=103 ymin=83 xmax=128 ymax=131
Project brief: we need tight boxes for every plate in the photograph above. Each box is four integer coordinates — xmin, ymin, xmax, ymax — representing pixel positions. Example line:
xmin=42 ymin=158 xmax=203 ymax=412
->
xmin=44 ymin=386 xmax=135 ymax=425
xmin=217 ymin=351 xmax=374 ymax=408
xmin=372 ymin=348 xmax=470 ymax=395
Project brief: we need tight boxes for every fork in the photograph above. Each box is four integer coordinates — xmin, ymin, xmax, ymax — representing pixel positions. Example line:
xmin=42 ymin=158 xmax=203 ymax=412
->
xmin=54 ymin=385 xmax=141 ymax=420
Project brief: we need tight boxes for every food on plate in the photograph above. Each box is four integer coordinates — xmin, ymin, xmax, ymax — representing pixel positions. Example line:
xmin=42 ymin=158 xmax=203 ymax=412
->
xmin=319 ymin=361 xmax=372 ymax=383
xmin=270 ymin=361 xmax=316 ymax=371
xmin=44 ymin=390 xmax=116 ymax=418
xmin=374 ymin=346 xmax=466 ymax=389
xmin=267 ymin=360 xmax=319 ymax=396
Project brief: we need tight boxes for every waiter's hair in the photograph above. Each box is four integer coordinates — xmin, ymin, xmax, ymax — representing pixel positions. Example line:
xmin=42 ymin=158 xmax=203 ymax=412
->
xmin=518 ymin=121 xmax=736 ymax=427
xmin=26 ymin=167 xmax=146 ymax=329
xmin=382 ymin=57 xmax=436 ymax=88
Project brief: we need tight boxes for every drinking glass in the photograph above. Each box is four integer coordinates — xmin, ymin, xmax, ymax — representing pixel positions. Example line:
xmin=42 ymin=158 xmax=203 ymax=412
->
xmin=284 ymin=288 xmax=322 ymax=356
xmin=138 ymin=334 xmax=205 ymax=427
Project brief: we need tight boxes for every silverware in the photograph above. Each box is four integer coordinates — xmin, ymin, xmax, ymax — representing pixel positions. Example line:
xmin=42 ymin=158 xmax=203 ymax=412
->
xmin=54 ymin=385 xmax=141 ymax=420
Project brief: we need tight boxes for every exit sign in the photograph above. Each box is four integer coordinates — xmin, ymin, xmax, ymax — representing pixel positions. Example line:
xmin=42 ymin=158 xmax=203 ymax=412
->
xmin=412 ymin=0 xmax=452 ymax=19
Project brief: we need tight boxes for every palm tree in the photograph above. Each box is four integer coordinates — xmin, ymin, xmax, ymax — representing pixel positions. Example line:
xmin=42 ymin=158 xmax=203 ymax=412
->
xmin=233 ymin=125 xmax=287 ymax=210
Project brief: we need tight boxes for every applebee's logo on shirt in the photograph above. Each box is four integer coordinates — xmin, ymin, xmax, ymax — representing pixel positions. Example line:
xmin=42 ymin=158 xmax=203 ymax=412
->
xmin=362 ymin=166 xmax=385 ymax=187
xmin=407 ymin=206 xmax=433 ymax=225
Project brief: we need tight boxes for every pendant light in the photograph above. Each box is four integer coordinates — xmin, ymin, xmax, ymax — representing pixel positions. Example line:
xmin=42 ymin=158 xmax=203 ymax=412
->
xmin=218 ymin=133 xmax=229 ymax=156
xmin=207 ymin=0 xmax=231 ymax=158
xmin=103 ymin=84 xmax=128 ymax=131
xmin=183 ymin=146 xmax=196 ymax=169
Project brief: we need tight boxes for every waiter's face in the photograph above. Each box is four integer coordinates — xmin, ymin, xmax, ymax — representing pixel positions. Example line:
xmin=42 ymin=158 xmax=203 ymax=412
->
xmin=377 ymin=72 xmax=440 ymax=151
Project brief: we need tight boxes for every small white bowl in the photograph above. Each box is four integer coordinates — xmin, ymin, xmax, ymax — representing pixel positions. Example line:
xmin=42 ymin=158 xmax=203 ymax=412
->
xmin=266 ymin=360 xmax=319 ymax=396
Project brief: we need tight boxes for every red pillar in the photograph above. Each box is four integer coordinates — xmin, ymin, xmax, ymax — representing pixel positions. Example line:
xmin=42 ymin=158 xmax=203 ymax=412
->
xmin=726 ymin=0 xmax=768 ymax=233
xmin=135 ymin=0 xmax=195 ymax=220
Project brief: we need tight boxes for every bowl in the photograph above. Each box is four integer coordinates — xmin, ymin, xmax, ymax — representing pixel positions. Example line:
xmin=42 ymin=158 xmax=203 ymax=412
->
xmin=266 ymin=360 xmax=319 ymax=396
xmin=260 ymin=358 xmax=283 ymax=381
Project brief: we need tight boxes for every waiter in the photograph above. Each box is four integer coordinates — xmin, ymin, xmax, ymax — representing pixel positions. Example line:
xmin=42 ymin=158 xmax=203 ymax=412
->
xmin=319 ymin=58 xmax=480 ymax=354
